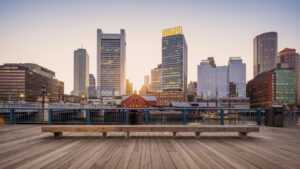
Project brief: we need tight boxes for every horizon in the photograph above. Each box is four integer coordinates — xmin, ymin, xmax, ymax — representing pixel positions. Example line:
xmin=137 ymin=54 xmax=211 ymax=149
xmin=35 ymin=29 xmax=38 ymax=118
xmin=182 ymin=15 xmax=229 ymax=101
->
xmin=0 ymin=0 xmax=299 ymax=94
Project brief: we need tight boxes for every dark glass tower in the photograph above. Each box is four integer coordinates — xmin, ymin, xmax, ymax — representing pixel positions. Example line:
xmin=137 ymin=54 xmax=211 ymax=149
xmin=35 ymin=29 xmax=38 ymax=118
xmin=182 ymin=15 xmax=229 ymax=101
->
xmin=161 ymin=26 xmax=187 ymax=93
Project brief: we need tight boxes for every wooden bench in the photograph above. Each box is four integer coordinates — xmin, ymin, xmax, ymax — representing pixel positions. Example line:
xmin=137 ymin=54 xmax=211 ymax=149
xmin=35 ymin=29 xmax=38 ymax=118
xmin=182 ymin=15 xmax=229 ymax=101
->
xmin=41 ymin=125 xmax=259 ymax=138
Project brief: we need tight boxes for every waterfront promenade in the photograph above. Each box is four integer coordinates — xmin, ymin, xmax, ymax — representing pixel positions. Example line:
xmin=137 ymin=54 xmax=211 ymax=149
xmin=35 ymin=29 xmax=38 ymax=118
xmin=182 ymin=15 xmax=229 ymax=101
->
xmin=0 ymin=125 xmax=300 ymax=169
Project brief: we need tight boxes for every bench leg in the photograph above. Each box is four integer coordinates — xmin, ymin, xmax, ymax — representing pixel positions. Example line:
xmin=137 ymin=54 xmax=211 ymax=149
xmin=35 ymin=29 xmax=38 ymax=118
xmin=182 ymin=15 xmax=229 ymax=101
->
xmin=195 ymin=132 xmax=201 ymax=138
xmin=172 ymin=132 xmax=177 ymax=137
xmin=239 ymin=132 xmax=248 ymax=137
xmin=54 ymin=132 xmax=63 ymax=138
xmin=102 ymin=132 xmax=107 ymax=137
xmin=125 ymin=131 xmax=130 ymax=138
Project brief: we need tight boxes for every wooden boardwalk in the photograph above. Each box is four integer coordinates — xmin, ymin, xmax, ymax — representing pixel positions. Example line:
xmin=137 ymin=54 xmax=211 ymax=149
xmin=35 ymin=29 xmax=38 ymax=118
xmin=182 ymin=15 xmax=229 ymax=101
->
xmin=0 ymin=125 xmax=300 ymax=169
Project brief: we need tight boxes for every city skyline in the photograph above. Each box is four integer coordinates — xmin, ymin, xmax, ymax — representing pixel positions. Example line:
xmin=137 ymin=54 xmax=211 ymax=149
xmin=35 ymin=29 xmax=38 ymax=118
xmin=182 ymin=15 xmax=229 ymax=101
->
xmin=0 ymin=0 xmax=299 ymax=94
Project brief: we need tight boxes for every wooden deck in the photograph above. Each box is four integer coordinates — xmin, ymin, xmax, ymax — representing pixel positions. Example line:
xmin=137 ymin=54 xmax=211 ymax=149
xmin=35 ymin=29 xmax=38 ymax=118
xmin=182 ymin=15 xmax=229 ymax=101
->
xmin=0 ymin=125 xmax=300 ymax=169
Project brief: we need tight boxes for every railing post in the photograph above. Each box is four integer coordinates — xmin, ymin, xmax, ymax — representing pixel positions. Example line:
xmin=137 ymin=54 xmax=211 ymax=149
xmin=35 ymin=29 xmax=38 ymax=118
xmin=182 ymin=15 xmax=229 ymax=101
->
xmin=10 ymin=108 xmax=16 ymax=124
xmin=220 ymin=109 xmax=224 ymax=125
xmin=182 ymin=109 xmax=187 ymax=125
xmin=48 ymin=109 xmax=52 ymax=124
xmin=256 ymin=109 xmax=262 ymax=126
xmin=144 ymin=109 xmax=149 ymax=124
xmin=86 ymin=109 xmax=91 ymax=125
xmin=125 ymin=110 xmax=129 ymax=124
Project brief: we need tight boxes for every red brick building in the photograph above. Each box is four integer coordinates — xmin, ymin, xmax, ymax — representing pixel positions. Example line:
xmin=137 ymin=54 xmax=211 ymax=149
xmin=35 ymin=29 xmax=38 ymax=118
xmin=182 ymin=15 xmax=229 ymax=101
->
xmin=121 ymin=94 xmax=151 ymax=108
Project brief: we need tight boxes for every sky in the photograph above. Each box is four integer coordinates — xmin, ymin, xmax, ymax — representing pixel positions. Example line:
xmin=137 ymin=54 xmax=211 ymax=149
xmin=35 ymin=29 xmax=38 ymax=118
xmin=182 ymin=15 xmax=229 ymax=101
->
xmin=0 ymin=0 xmax=299 ymax=94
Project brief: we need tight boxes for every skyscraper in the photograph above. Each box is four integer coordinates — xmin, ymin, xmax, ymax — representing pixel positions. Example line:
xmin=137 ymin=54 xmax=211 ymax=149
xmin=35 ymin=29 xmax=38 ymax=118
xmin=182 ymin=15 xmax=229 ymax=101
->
xmin=161 ymin=26 xmax=187 ymax=93
xmin=72 ymin=48 xmax=89 ymax=97
xmin=228 ymin=57 xmax=246 ymax=97
xmin=97 ymin=29 xmax=126 ymax=97
xmin=253 ymin=32 xmax=278 ymax=77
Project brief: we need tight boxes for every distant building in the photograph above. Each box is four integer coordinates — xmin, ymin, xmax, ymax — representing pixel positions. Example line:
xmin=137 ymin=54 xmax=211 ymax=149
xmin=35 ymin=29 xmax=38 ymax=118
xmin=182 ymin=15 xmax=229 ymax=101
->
xmin=161 ymin=26 xmax=187 ymax=95
xmin=88 ymin=74 xmax=96 ymax=99
xmin=207 ymin=57 xmax=216 ymax=67
xmin=144 ymin=75 xmax=150 ymax=86
xmin=197 ymin=57 xmax=246 ymax=99
xmin=150 ymin=64 xmax=162 ymax=92
xmin=279 ymin=48 xmax=300 ymax=105
xmin=139 ymin=84 xmax=149 ymax=96
xmin=0 ymin=63 xmax=64 ymax=102
xmin=253 ymin=32 xmax=278 ymax=77
xmin=126 ymin=79 xmax=133 ymax=96
xmin=228 ymin=57 xmax=246 ymax=97
xmin=147 ymin=90 xmax=185 ymax=106
xmin=187 ymin=81 xmax=197 ymax=102
xmin=72 ymin=48 xmax=89 ymax=97
xmin=97 ymin=29 xmax=126 ymax=97
xmin=229 ymin=82 xmax=237 ymax=97
xmin=247 ymin=68 xmax=296 ymax=108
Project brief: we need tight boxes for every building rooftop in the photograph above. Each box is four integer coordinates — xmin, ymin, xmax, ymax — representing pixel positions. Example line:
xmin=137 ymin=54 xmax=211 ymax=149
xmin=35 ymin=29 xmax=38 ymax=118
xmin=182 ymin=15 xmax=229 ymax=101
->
xmin=0 ymin=124 xmax=300 ymax=168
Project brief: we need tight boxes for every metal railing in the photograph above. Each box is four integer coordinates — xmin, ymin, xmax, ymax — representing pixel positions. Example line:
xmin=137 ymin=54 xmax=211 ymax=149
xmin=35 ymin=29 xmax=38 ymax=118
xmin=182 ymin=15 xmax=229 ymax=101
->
xmin=0 ymin=107 xmax=266 ymax=125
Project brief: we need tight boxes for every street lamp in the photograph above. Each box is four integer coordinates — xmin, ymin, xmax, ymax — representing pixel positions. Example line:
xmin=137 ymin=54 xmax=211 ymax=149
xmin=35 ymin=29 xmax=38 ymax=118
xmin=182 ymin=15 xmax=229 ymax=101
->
xmin=19 ymin=93 xmax=25 ymax=103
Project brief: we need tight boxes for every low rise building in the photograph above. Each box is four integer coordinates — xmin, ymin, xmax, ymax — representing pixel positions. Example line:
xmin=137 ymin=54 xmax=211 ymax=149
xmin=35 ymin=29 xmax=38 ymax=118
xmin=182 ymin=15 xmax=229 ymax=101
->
xmin=247 ymin=68 xmax=296 ymax=108
xmin=0 ymin=63 xmax=64 ymax=103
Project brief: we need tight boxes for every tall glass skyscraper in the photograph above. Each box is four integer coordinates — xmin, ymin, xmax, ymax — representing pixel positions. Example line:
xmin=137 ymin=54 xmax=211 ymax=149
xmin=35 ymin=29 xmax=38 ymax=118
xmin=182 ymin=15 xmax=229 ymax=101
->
xmin=161 ymin=26 xmax=187 ymax=93
xmin=72 ymin=48 xmax=89 ymax=97
xmin=97 ymin=29 xmax=126 ymax=97
xmin=253 ymin=32 xmax=278 ymax=77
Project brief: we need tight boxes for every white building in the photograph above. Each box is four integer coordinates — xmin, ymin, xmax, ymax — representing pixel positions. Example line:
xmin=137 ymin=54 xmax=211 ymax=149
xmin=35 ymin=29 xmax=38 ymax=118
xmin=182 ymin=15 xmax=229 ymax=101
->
xmin=97 ymin=29 xmax=126 ymax=97
xmin=72 ymin=48 xmax=89 ymax=97
xmin=197 ymin=57 xmax=246 ymax=99
xmin=228 ymin=57 xmax=246 ymax=97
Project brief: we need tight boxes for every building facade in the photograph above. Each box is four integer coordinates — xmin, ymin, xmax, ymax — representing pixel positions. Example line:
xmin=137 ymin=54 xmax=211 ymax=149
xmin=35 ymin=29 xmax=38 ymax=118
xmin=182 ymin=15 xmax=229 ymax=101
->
xmin=228 ymin=57 xmax=246 ymax=97
xmin=88 ymin=74 xmax=96 ymax=99
xmin=197 ymin=57 xmax=246 ymax=99
xmin=97 ymin=29 xmax=126 ymax=97
xmin=150 ymin=64 xmax=162 ymax=92
xmin=0 ymin=63 xmax=64 ymax=102
xmin=161 ymin=26 xmax=187 ymax=94
xmin=253 ymin=32 xmax=278 ymax=77
xmin=247 ymin=68 xmax=296 ymax=108
xmin=126 ymin=79 xmax=133 ymax=96
xmin=279 ymin=48 xmax=300 ymax=105
xmin=72 ymin=48 xmax=89 ymax=97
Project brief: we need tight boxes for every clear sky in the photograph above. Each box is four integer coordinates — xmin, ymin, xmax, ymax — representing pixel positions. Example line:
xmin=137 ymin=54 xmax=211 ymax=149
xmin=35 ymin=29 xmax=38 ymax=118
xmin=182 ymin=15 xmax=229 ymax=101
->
xmin=0 ymin=0 xmax=299 ymax=94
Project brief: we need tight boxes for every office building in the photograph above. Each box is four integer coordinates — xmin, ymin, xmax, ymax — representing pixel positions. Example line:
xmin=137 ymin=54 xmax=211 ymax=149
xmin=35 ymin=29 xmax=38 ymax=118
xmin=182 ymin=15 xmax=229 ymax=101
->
xmin=253 ymin=32 xmax=278 ymax=77
xmin=197 ymin=57 xmax=246 ymax=99
xmin=247 ymin=68 xmax=296 ymax=108
xmin=88 ymin=74 xmax=96 ymax=99
xmin=0 ymin=63 xmax=64 ymax=102
xmin=228 ymin=57 xmax=246 ymax=97
xmin=161 ymin=26 xmax=187 ymax=94
xmin=197 ymin=60 xmax=227 ymax=99
xmin=72 ymin=48 xmax=89 ymax=97
xmin=150 ymin=64 xmax=162 ymax=92
xmin=97 ymin=29 xmax=126 ymax=97
xmin=279 ymin=48 xmax=300 ymax=105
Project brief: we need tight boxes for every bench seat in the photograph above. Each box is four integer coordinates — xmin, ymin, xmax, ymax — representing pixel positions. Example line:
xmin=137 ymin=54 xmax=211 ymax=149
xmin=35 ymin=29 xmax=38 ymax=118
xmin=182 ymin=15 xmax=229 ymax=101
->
xmin=41 ymin=125 xmax=259 ymax=138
